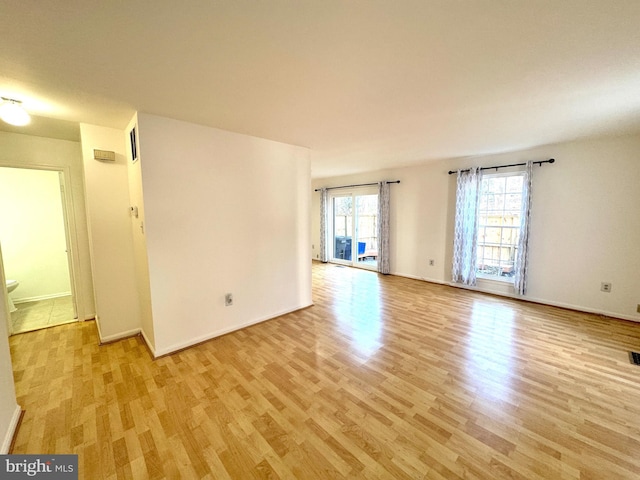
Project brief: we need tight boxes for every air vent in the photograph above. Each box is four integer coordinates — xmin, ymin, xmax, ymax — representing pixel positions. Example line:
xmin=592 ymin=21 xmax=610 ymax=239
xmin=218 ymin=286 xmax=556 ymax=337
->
xmin=93 ymin=149 xmax=115 ymax=161
xmin=629 ymin=352 xmax=640 ymax=366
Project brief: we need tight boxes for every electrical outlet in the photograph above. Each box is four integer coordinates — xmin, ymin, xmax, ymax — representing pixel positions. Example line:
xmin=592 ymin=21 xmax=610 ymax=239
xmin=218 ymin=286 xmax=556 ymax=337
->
xmin=429 ymin=259 xmax=435 ymax=266
xmin=601 ymin=282 xmax=612 ymax=293
xmin=225 ymin=293 xmax=233 ymax=306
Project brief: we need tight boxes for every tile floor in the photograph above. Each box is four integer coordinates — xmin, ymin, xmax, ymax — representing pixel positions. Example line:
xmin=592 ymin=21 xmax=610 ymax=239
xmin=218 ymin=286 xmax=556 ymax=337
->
xmin=10 ymin=295 xmax=76 ymax=334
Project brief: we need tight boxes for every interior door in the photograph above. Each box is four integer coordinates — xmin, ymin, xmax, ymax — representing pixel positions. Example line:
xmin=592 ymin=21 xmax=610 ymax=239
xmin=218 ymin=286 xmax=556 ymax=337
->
xmin=58 ymin=172 xmax=78 ymax=319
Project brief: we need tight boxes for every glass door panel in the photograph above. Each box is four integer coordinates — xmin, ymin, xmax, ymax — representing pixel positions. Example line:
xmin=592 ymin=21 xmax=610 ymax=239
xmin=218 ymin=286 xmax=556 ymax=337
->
xmin=355 ymin=194 xmax=378 ymax=269
xmin=332 ymin=196 xmax=353 ymax=262
xmin=331 ymin=191 xmax=378 ymax=270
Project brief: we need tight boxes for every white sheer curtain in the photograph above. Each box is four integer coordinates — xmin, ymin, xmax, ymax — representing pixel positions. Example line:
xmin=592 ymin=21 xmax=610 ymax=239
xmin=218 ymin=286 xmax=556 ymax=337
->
xmin=319 ymin=188 xmax=329 ymax=262
xmin=452 ymin=167 xmax=481 ymax=286
xmin=514 ymin=161 xmax=533 ymax=295
xmin=377 ymin=181 xmax=390 ymax=274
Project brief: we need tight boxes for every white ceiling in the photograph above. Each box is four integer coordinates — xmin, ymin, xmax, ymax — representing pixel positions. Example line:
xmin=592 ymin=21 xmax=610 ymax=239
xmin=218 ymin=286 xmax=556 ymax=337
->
xmin=1 ymin=1 xmax=639 ymax=178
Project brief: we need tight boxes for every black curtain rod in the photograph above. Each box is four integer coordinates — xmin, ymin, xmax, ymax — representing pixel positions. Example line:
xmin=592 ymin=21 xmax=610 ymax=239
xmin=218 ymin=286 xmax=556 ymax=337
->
xmin=314 ymin=180 xmax=400 ymax=192
xmin=447 ymin=158 xmax=555 ymax=175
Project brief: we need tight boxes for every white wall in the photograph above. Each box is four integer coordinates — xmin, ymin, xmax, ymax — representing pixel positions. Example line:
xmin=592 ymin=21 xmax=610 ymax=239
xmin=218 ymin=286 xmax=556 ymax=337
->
xmin=0 ymin=243 xmax=20 ymax=453
xmin=0 ymin=168 xmax=71 ymax=301
xmin=312 ymin=133 xmax=640 ymax=321
xmin=0 ymin=132 xmax=94 ymax=320
xmin=80 ymin=124 xmax=141 ymax=341
xmin=137 ymin=113 xmax=312 ymax=356
xmin=125 ymin=115 xmax=155 ymax=351
xmin=311 ymin=162 xmax=451 ymax=281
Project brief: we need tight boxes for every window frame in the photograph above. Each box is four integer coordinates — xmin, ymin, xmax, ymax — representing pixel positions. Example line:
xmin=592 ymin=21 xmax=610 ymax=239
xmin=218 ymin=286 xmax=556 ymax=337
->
xmin=476 ymin=170 xmax=526 ymax=283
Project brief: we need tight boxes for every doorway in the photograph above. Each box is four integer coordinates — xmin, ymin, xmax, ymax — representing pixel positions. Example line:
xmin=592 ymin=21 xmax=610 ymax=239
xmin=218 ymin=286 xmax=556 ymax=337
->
xmin=0 ymin=167 xmax=77 ymax=334
xmin=330 ymin=188 xmax=379 ymax=270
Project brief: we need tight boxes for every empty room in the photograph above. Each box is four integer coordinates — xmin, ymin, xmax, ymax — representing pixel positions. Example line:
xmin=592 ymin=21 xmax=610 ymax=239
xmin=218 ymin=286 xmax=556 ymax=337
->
xmin=1 ymin=2 xmax=639 ymax=479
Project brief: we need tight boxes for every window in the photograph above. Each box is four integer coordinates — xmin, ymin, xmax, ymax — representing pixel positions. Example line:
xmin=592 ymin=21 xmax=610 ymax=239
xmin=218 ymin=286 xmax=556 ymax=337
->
xmin=476 ymin=173 xmax=525 ymax=281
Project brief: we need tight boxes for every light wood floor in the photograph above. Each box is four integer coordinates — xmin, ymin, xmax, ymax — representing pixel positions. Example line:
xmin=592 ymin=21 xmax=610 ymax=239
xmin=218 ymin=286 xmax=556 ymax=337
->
xmin=9 ymin=263 xmax=640 ymax=479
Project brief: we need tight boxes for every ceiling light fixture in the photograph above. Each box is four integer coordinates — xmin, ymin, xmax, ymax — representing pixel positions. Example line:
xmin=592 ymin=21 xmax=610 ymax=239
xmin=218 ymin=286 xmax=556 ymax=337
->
xmin=0 ymin=97 xmax=31 ymax=126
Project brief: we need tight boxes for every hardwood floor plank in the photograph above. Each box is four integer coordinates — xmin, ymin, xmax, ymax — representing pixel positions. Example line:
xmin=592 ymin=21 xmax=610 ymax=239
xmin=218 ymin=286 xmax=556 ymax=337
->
xmin=8 ymin=262 xmax=640 ymax=478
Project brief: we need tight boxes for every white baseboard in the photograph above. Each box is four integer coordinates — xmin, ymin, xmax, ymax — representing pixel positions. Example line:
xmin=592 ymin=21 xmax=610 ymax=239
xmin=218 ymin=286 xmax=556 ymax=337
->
xmin=1 ymin=405 xmax=22 ymax=454
xmin=389 ymin=271 xmax=639 ymax=323
xmin=391 ymin=270 xmax=446 ymax=285
xmin=94 ymin=315 xmax=102 ymax=340
xmin=94 ymin=315 xmax=152 ymax=351
xmin=153 ymin=303 xmax=314 ymax=358
xmin=14 ymin=292 xmax=71 ymax=304
xmin=98 ymin=326 xmax=142 ymax=344
xmin=139 ymin=328 xmax=156 ymax=357
xmin=445 ymin=281 xmax=640 ymax=323
xmin=520 ymin=295 xmax=640 ymax=323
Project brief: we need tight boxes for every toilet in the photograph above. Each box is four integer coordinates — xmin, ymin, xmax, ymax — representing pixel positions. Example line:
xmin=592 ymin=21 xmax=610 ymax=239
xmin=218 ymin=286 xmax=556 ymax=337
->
xmin=6 ymin=280 xmax=18 ymax=313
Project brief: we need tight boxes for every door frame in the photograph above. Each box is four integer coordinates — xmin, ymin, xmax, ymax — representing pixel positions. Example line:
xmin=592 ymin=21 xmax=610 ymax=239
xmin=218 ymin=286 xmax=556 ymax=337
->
xmin=328 ymin=186 xmax=378 ymax=271
xmin=0 ymin=164 xmax=83 ymax=333
xmin=1 ymin=242 xmax=12 ymax=336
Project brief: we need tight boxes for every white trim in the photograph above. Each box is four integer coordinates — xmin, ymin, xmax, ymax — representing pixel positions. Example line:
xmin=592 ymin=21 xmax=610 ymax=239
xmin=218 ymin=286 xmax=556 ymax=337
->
xmin=58 ymin=169 xmax=80 ymax=321
xmin=139 ymin=328 xmax=156 ymax=357
xmin=0 ymin=244 xmax=13 ymax=336
xmin=475 ymin=276 xmax=515 ymax=296
xmin=448 ymin=280 xmax=516 ymax=296
xmin=476 ymin=170 xmax=525 ymax=286
xmin=153 ymin=303 xmax=314 ymax=358
xmin=391 ymin=271 xmax=447 ymax=285
xmin=0 ymin=163 xmax=86 ymax=323
xmin=95 ymin=316 xmax=143 ymax=344
xmin=94 ymin=314 xmax=102 ymax=340
xmin=13 ymin=292 xmax=72 ymax=304
xmin=389 ymin=270 xmax=639 ymax=323
xmin=476 ymin=272 xmax=514 ymax=284
xmin=447 ymin=281 xmax=640 ymax=323
xmin=328 ymin=187 xmax=379 ymax=268
xmin=98 ymin=327 xmax=141 ymax=344
xmin=525 ymin=297 xmax=640 ymax=323
xmin=1 ymin=404 xmax=21 ymax=454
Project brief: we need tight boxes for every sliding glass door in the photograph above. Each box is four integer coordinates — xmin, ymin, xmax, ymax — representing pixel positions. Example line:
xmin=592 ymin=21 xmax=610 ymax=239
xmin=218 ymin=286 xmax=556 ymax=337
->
xmin=332 ymin=195 xmax=352 ymax=261
xmin=331 ymin=189 xmax=378 ymax=270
